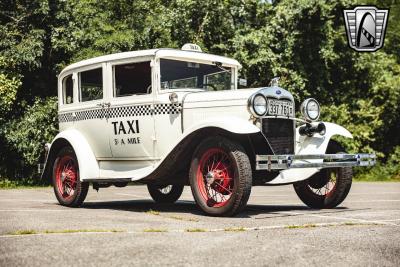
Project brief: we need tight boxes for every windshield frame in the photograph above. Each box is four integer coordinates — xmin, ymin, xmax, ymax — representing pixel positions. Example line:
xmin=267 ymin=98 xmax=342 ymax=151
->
xmin=154 ymin=52 xmax=239 ymax=94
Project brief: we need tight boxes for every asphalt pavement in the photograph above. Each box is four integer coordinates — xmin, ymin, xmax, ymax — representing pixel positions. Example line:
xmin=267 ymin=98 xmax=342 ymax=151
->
xmin=0 ymin=182 xmax=399 ymax=266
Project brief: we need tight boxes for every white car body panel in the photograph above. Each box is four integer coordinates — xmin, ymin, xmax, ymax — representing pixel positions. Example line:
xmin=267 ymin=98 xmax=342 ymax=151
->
xmin=50 ymin=130 xmax=100 ymax=180
xmin=182 ymin=88 xmax=260 ymax=133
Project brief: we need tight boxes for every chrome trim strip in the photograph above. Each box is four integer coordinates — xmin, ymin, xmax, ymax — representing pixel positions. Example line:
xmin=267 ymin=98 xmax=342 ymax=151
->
xmin=255 ymin=153 xmax=376 ymax=170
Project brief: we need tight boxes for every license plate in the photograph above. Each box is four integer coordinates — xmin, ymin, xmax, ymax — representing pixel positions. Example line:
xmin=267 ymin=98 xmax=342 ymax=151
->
xmin=267 ymin=99 xmax=294 ymax=117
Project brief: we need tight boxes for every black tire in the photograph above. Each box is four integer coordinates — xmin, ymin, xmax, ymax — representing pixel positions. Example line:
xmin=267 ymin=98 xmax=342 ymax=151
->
xmin=189 ymin=136 xmax=252 ymax=216
xmin=52 ymin=146 xmax=89 ymax=207
xmin=147 ymin=184 xmax=184 ymax=203
xmin=293 ymin=141 xmax=353 ymax=209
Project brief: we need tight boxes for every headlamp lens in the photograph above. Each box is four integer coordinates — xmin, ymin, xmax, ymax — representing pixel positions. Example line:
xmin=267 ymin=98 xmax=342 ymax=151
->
xmin=253 ymin=95 xmax=267 ymax=116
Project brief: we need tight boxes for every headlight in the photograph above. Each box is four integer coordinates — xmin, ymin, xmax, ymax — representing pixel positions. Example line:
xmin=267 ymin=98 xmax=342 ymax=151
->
xmin=250 ymin=94 xmax=267 ymax=116
xmin=300 ymin=98 xmax=320 ymax=121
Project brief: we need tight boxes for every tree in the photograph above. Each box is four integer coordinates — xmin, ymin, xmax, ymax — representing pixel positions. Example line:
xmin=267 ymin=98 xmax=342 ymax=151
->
xmin=0 ymin=0 xmax=398 ymax=181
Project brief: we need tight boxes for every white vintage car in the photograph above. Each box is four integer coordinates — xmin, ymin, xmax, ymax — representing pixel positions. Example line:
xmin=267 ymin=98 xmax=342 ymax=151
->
xmin=41 ymin=44 xmax=375 ymax=216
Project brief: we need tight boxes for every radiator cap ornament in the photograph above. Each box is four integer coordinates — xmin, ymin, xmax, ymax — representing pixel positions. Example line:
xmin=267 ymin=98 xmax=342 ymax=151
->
xmin=270 ymin=77 xmax=280 ymax=87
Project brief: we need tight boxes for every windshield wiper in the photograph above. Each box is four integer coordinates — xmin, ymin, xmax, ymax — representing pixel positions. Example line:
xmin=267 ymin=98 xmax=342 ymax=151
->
xmin=212 ymin=61 xmax=231 ymax=73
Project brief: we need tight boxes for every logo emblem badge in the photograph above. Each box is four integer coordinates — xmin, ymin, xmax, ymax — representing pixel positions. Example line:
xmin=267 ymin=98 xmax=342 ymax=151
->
xmin=343 ymin=6 xmax=389 ymax=52
xmin=276 ymin=90 xmax=281 ymax=95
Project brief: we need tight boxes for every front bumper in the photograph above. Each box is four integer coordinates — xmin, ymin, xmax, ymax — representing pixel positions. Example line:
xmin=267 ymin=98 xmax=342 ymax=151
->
xmin=256 ymin=153 xmax=376 ymax=171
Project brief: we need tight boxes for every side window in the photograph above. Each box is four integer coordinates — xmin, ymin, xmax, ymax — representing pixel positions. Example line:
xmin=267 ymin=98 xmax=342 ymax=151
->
xmin=79 ymin=68 xmax=103 ymax=102
xmin=62 ymin=75 xmax=73 ymax=104
xmin=114 ymin=61 xmax=151 ymax=97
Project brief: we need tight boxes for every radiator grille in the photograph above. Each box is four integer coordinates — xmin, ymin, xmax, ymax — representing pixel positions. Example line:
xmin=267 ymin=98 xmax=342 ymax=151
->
xmin=262 ymin=118 xmax=295 ymax=154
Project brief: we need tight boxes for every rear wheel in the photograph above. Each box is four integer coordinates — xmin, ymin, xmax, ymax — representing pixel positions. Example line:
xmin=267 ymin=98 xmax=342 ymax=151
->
xmin=189 ymin=136 xmax=252 ymax=216
xmin=52 ymin=147 xmax=89 ymax=207
xmin=147 ymin=184 xmax=184 ymax=203
xmin=293 ymin=141 xmax=352 ymax=209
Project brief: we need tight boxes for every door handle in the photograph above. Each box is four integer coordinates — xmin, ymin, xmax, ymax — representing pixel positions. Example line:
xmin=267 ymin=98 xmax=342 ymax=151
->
xmin=96 ymin=102 xmax=111 ymax=108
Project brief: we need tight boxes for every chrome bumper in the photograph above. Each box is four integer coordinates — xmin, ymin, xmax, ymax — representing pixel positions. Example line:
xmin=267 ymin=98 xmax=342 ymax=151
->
xmin=255 ymin=154 xmax=376 ymax=171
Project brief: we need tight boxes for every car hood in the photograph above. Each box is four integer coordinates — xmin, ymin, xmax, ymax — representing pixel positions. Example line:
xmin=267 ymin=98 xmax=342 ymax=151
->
xmin=182 ymin=86 xmax=294 ymax=108
xmin=182 ymin=88 xmax=259 ymax=109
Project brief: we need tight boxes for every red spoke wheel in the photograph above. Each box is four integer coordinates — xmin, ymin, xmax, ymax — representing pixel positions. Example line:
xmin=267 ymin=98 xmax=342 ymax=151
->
xmin=52 ymin=147 xmax=89 ymax=207
xmin=147 ymin=184 xmax=184 ymax=203
xmin=197 ymin=148 xmax=234 ymax=208
xmin=293 ymin=141 xmax=353 ymax=209
xmin=189 ymin=137 xmax=252 ymax=216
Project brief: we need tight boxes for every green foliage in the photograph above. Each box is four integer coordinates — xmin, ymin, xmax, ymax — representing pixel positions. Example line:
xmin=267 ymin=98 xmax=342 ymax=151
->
xmin=0 ymin=72 xmax=21 ymax=120
xmin=2 ymin=97 xmax=58 ymax=167
xmin=322 ymin=100 xmax=383 ymax=156
xmin=0 ymin=0 xmax=399 ymax=181
xmin=355 ymin=146 xmax=400 ymax=181
xmin=0 ymin=178 xmax=49 ymax=188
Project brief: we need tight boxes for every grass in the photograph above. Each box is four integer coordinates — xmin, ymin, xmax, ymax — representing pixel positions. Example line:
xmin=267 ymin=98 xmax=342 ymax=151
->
xmin=343 ymin=222 xmax=380 ymax=226
xmin=145 ymin=209 xmax=160 ymax=216
xmin=145 ymin=211 xmax=200 ymax=222
xmin=285 ymin=222 xmax=383 ymax=230
xmin=143 ymin=228 xmax=168 ymax=233
xmin=168 ymin=215 xmax=199 ymax=222
xmin=8 ymin=229 xmax=122 ymax=235
xmin=344 ymin=222 xmax=359 ymax=226
xmin=9 ymin=229 xmax=38 ymax=235
xmin=0 ymin=178 xmax=50 ymax=189
xmin=224 ymin=227 xmax=246 ymax=232
xmin=286 ymin=224 xmax=317 ymax=229
xmin=185 ymin=228 xmax=207 ymax=232
xmin=43 ymin=229 xmax=122 ymax=234
xmin=354 ymin=177 xmax=400 ymax=182
xmin=353 ymin=164 xmax=400 ymax=182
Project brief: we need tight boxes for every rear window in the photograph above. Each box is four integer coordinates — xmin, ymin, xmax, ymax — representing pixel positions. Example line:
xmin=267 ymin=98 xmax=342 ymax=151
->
xmin=62 ymin=75 xmax=73 ymax=104
xmin=80 ymin=68 xmax=103 ymax=102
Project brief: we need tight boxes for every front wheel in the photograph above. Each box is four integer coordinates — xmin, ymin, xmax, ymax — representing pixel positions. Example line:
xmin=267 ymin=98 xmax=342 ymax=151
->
xmin=189 ymin=136 xmax=252 ymax=217
xmin=293 ymin=141 xmax=352 ymax=209
xmin=147 ymin=184 xmax=184 ymax=203
xmin=52 ymin=146 xmax=89 ymax=207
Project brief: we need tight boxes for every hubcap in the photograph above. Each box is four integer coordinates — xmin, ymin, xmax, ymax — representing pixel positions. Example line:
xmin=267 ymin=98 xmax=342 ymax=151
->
xmin=197 ymin=148 xmax=234 ymax=208
xmin=205 ymin=171 xmax=215 ymax=185
xmin=159 ymin=185 xmax=173 ymax=194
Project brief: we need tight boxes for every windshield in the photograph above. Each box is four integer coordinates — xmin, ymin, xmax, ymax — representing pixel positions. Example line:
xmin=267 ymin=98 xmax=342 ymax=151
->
xmin=160 ymin=59 xmax=233 ymax=91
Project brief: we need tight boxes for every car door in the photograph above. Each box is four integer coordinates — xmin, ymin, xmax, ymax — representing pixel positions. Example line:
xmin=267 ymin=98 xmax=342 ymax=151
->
xmin=68 ymin=63 xmax=113 ymax=158
xmin=106 ymin=59 xmax=156 ymax=159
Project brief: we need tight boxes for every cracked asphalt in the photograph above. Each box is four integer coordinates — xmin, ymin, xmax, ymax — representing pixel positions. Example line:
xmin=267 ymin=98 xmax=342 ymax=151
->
xmin=0 ymin=182 xmax=399 ymax=266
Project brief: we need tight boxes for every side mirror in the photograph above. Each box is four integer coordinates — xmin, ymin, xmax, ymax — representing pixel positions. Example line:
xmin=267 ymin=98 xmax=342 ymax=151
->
xmin=239 ymin=78 xmax=247 ymax=87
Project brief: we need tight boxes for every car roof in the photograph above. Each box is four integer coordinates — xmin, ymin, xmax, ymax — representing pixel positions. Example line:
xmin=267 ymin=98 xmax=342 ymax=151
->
xmin=59 ymin=48 xmax=241 ymax=76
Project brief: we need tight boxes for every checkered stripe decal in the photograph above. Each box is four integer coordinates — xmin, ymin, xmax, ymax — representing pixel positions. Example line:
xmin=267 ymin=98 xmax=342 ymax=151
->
xmin=58 ymin=103 xmax=182 ymax=123
xmin=75 ymin=109 xmax=104 ymax=121
xmin=154 ymin=103 xmax=181 ymax=115
xmin=59 ymin=113 xmax=74 ymax=123
xmin=108 ymin=105 xmax=152 ymax=118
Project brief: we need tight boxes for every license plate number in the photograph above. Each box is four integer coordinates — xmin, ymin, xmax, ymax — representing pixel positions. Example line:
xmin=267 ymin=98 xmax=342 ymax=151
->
xmin=267 ymin=99 xmax=294 ymax=117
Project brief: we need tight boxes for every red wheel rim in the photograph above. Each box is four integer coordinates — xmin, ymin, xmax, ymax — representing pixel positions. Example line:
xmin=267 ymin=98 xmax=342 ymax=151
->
xmin=196 ymin=148 xmax=234 ymax=208
xmin=55 ymin=155 xmax=78 ymax=200
xmin=308 ymin=169 xmax=337 ymax=197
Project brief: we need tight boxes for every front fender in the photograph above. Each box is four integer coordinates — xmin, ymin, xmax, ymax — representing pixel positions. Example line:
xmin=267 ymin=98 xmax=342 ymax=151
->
xmin=295 ymin=122 xmax=352 ymax=155
xmin=183 ymin=116 xmax=260 ymax=136
xmin=42 ymin=129 xmax=99 ymax=181
xmin=267 ymin=122 xmax=353 ymax=185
